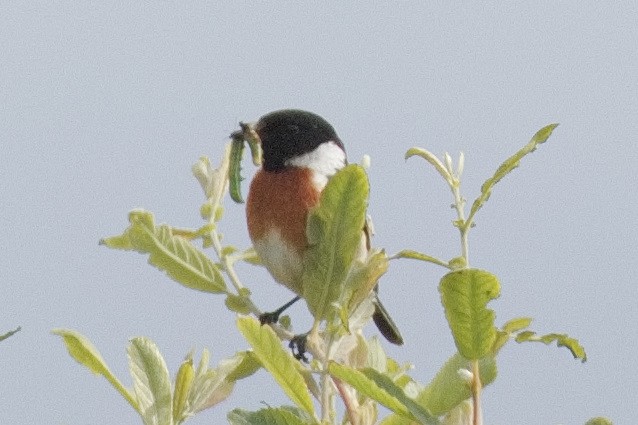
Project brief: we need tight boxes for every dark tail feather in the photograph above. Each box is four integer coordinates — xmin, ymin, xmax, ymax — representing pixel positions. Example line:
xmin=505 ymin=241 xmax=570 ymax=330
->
xmin=372 ymin=296 xmax=404 ymax=345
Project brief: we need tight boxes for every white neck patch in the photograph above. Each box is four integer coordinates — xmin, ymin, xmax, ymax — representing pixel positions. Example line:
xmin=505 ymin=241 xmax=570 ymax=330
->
xmin=285 ymin=141 xmax=347 ymax=190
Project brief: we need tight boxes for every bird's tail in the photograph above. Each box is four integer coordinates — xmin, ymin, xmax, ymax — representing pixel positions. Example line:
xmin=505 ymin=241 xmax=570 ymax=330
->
xmin=372 ymin=296 xmax=404 ymax=345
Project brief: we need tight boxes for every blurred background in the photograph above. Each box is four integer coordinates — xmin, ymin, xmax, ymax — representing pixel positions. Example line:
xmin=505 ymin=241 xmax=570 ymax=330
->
xmin=2 ymin=2 xmax=636 ymax=424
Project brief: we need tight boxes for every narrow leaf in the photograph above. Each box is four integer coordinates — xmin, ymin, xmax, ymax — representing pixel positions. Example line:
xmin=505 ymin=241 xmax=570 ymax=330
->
xmin=302 ymin=164 xmax=369 ymax=321
xmin=363 ymin=368 xmax=440 ymax=425
xmin=391 ymin=249 xmax=450 ymax=268
xmin=128 ymin=337 xmax=172 ymax=425
xmin=439 ymin=269 xmax=500 ymax=359
xmin=228 ymin=407 xmax=310 ymax=425
xmin=515 ymin=330 xmax=587 ymax=362
xmin=237 ymin=317 xmax=315 ymax=418
xmin=467 ymin=123 xmax=559 ymax=224
xmin=328 ymin=362 xmax=414 ymax=420
xmin=0 ymin=326 xmax=20 ymax=342
xmin=501 ymin=317 xmax=533 ymax=333
xmin=405 ymin=147 xmax=454 ymax=186
xmin=418 ymin=353 xmax=497 ymax=416
xmin=52 ymin=329 xmax=138 ymax=410
xmin=101 ymin=210 xmax=226 ymax=294
xmin=173 ymin=357 xmax=195 ymax=424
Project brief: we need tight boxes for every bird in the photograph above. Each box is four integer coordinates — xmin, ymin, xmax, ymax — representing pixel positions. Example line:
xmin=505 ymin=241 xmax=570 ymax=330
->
xmin=238 ymin=109 xmax=403 ymax=354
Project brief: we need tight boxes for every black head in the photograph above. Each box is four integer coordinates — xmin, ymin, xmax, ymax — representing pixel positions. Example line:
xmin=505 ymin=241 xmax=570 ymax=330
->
xmin=254 ymin=109 xmax=344 ymax=171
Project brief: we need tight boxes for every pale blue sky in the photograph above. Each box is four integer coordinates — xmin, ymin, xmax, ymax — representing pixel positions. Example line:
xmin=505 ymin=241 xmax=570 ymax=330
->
xmin=2 ymin=2 xmax=637 ymax=424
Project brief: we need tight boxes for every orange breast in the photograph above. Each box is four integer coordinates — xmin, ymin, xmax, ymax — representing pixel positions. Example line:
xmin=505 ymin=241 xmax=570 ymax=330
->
xmin=246 ymin=167 xmax=321 ymax=268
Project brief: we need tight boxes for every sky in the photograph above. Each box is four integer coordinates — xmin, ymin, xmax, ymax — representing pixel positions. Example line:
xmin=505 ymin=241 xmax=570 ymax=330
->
xmin=2 ymin=2 xmax=637 ymax=424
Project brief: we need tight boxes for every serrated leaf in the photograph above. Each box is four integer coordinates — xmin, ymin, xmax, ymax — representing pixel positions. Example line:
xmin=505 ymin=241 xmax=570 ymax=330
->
xmin=302 ymin=164 xmax=369 ymax=322
xmin=467 ymin=123 xmax=558 ymax=224
xmin=439 ymin=269 xmax=500 ymax=359
xmin=52 ymin=329 xmax=138 ymax=410
xmin=227 ymin=407 xmax=311 ymax=425
xmin=515 ymin=330 xmax=587 ymax=362
xmin=418 ymin=353 xmax=497 ymax=416
xmin=102 ymin=210 xmax=226 ymax=294
xmin=237 ymin=317 xmax=316 ymax=418
xmin=0 ymin=326 xmax=20 ymax=342
xmin=173 ymin=357 xmax=194 ymax=424
xmin=128 ymin=337 xmax=172 ymax=425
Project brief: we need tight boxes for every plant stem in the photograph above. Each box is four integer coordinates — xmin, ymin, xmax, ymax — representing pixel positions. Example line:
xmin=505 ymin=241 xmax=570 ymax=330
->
xmin=471 ymin=360 xmax=483 ymax=425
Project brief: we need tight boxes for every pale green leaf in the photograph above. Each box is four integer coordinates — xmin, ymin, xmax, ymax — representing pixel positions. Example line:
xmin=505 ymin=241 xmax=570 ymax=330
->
xmin=302 ymin=164 xmax=369 ymax=321
xmin=418 ymin=353 xmax=497 ymax=416
xmin=172 ymin=357 xmax=194 ymax=424
xmin=225 ymin=294 xmax=253 ymax=314
xmin=439 ymin=269 xmax=500 ymax=359
xmin=362 ymin=368 xmax=439 ymax=425
xmin=584 ymin=417 xmax=613 ymax=425
xmin=441 ymin=400 xmax=472 ymax=425
xmin=405 ymin=147 xmax=454 ymax=186
xmin=0 ymin=326 xmax=20 ymax=342
xmin=52 ymin=329 xmax=138 ymax=411
xmin=237 ymin=317 xmax=316 ymax=418
xmin=390 ymin=250 xmax=449 ymax=269
xmin=344 ymin=249 xmax=389 ymax=314
xmin=467 ymin=123 xmax=559 ymax=226
xmin=328 ymin=362 xmax=412 ymax=420
xmin=515 ymin=330 xmax=587 ymax=362
xmin=227 ymin=407 xmax=311 ymax=425
xmin=186 ymin=352 xmax=247 ymax=414
xmin=502 ymin=317 xmax=533 ymax=333
xmin=127 ymin=337 xmax=172 ymax=425
xmin=101 ymin=210 xmax=226 ymax=294
xmin=379 ymin=414 xmax=419 ymax=425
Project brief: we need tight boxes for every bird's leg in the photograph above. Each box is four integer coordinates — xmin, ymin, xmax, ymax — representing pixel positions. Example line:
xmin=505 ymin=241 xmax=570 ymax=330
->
xmin=259 ymin=296 xmax=301 ymax=325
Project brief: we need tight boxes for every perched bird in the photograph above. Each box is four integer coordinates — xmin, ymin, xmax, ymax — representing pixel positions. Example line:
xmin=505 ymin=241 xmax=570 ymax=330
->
xmin=240 ymin=109 xmax=403 ymax=348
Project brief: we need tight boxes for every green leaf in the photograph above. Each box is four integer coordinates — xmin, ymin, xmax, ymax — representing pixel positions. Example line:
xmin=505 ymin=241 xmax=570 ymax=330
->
xmin=186 ymin=350 xmax=247 ymax=414
xmin=584 ymin=417 xmax=613 ymax=425
xmin=418 ymin=352 xmax=497 ymax=416
xmin=128 ymin=337 xmax=172 ymax=425
xmin=344 ymin=249 xmax=389 ymax=314
xmin=362 ymin=368 xmax=440 ymax=425
xmin=0 ymin=326 xmax=20 ymax=342
xmin=328 ymin=362 xmax=414 ymax=421
xmin=101 ymin=210 xmax=227 ymax=294
xmin=390 ymin=250 xmax=449 ymax=269
xmin=502 ymin=317 xmax=533 ymax=333
xmin=467 ymin=123 xmax=559 ymax=226
xmin=405 ymin=147 xmax=454 ymax=186
xmin=515 ymin=330 xmax=587 ymax=362
xmin=228 ymin=407 xmax=311 ymax=425
xmin=439 ymin=269 xmax=500 ymax=359
xmin=302 ymin=164 xmax=369 ymax=321
xmin=173 ymin=357 xmax=194 ymax=424
xmin=52 ymin=329 xmax=138 ymax=411
xmin=237 ymin=317 xmax=316 ymax=418
xmin=225 ymin=293 xmax=253 ymax=314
